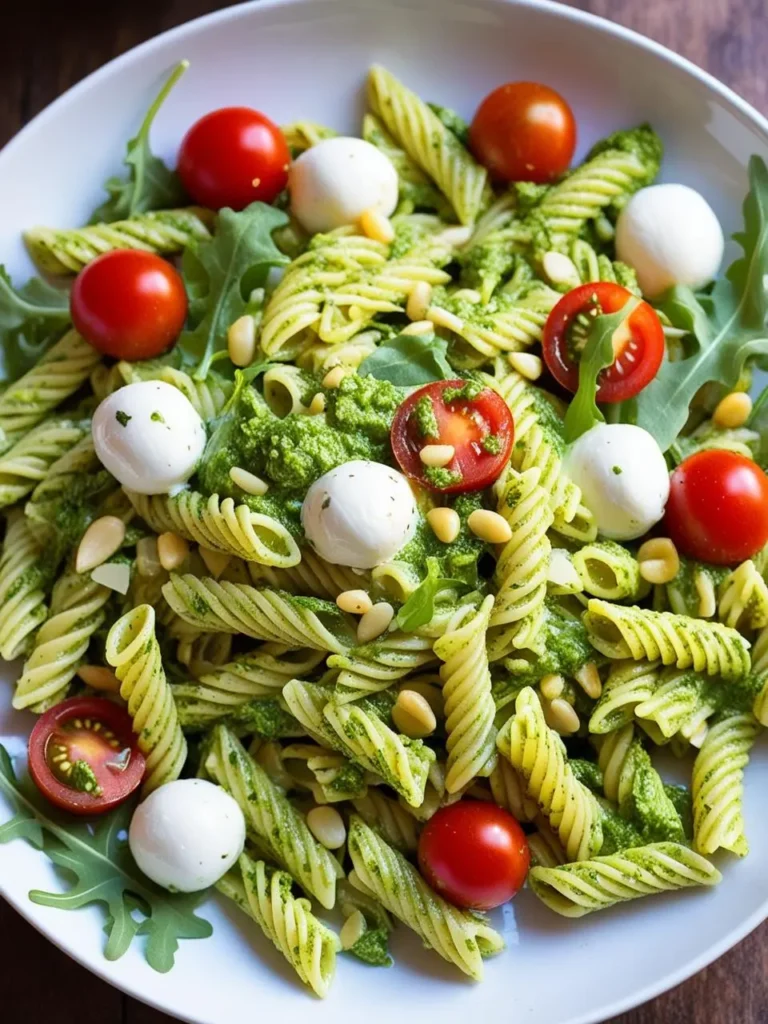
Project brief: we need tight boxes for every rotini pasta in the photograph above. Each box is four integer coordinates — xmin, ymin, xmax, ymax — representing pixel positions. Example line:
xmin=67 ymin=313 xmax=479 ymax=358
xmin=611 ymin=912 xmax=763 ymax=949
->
xmin=0 ymin=514 xmax=53 ymax=660
xmin=0 ymin=417 xmax=88 ymax=510
xmin=351 ymin=789 xmax=420 ymax=852
xmin=118 ymin=361 xmax=232 ymax=421
xmin=573 ymin=541 xmax=649 ymax=602
xmin=328 ymin=631 xmax=436 ymax=703
xmin=246 ymin=547 xmax=366 ymax=598
xmin=717 ymin=560 xmax=768 ymax=631
xmin=588 ymin=660 xmax=661 ymax=734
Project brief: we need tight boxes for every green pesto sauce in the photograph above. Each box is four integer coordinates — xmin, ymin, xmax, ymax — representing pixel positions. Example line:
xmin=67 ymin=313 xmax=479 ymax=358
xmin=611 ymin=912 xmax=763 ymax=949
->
xmin=349 ymin=928 xmax=394 ymax=968
xmin=482 ymin=433 xmax=501 ymax=455
xmin=329 ymin=761 xmax=367 ymax=796
xmin=629 ymin=746 xmax=685 ymax=844
xmin=598 ymin=803 xmax=644 ymax=856
xmin=69 ymin=760 xmax=102 ymax=795
xmin=442 ymin=380 xmax=483 ymax=404
xmin=663 ymin=783 xmax=693 ymax=840
xmin=413 ymin=395 xmax=439 ymax=438
xmin=569 ymin=759 xmax=603 ymax=794
xmin=459 ymin=240 xmax=517 ymax=291
xmin=396 ymin=492 xmax=486 ymax=583
xmin=424 ymin=466 xmax=463 ymax=488
xmin=229 ymin=698 xmax=299 ymax=740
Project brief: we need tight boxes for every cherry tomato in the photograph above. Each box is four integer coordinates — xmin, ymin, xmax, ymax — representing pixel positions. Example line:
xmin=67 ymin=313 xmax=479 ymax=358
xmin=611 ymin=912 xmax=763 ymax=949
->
xmin=390 ymin=379 xmax=513 ymax=493
xmin=542 ymin=281 xmax=664 ymax=403
xmin=418 ymin=801 xmax=530 ymax=910
xmin=178 ymin=107 xmax=290 ymax=210
xmin=664 ymin=449 xmax=768 ymax=565
xmin=71 ymin=250 xmax=187 ymax=361
xmin=469 ymin=81 xmax=576 ymax=184
xmin=28 ymin=697 xmax=145 ymax=815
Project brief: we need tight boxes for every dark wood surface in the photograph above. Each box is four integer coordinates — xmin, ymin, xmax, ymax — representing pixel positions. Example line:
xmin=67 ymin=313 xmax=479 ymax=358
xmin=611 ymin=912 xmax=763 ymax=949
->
xmin=1 ymin=1 xmax=767 ymax=1021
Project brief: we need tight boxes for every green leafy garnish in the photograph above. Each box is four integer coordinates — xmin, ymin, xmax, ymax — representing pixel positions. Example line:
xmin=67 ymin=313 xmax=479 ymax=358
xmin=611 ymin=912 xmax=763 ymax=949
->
xmin=413 ymin=395 xmax=439 ymax=438
xmin=0 ymin=746 xmax=212 ymax=971
xmin=395 ymin=556 xmax=468 ymax=631
xmin=91 ymin=61 xmax=189 ymax=223
xmin=627 ymin=155 xmax=768 ymax=451
xmin=563 ymin=296 xmax=640 ymax=443
xmin=178 ymin=203 xmax=288 ymax=379
xmin=0 ymin=267 xmax=70 ymax=383
xmin=359 ymin=330 xmax=453 ymax=386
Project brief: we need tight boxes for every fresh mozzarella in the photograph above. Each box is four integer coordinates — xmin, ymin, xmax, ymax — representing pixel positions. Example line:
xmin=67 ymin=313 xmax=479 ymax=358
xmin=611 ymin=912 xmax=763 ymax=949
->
xmin=565 ymin=423 xmax=670 ymax=541
xmin=302 ymin=460 xmax=418 ymax=569
xmin=129 ymin=779 xmax=245 ymax=893
xmin=92 ymin=381 xmax=206 ymax=495
xmin=289 ymin=137 xmax=399 ymax=234
xmin=615 ymin=184 xmax=724 ymax=299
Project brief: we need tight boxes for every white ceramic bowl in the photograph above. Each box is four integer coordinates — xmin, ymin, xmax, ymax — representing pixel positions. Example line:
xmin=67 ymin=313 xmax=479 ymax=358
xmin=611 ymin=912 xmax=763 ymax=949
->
xmin=1 ymin=2 xmax=767 ymax=1022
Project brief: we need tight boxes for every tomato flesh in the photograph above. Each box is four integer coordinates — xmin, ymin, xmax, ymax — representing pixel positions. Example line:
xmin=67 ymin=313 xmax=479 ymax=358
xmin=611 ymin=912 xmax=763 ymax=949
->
xmin=28 ymin=697 xmax=145 ymax=815
xmin=470 ymin=81 xmax=576 ymax=184
xmin=71 ymin=249 xmax=187 ymax=361
xmin=178 ymin=106 xmax=290 ymax=210
xmin=418 ymin=801 xmax=530 ymax=910
xmin=665 ymin=449 xmax=768 ymax=565
xmin=542 ymin=281 xmax=665 ymax=403
xmin=390 ymin=379 xmax=514 ymax=493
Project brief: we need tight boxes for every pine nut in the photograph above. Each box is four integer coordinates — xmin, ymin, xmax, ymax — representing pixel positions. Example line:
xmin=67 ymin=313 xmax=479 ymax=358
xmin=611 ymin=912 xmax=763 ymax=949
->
xmin=407 ymin=281 xmax=433 ymax=321
xmin=467 ymin=508 xmax=512 ymax=544
xmin=547 ymin=698 xmax=580 ymax=735
xmin=336 ymin=589 xmax=373 ymax=615
xmin=157 ymin=532 xmax=189 ymax=571
xmin=574 ymin=661 xmax=602 ymax=699
xmin=136 ymin=536 xmax=162 ymax=578
xmin=392 ymin=689 xmax=437 ymax=738
xmin=713 ymin=391 xmax=752 ymax=429
xmin=199 ymin=546 xmax=231 ymax=579
xmin=638 ymin=537 xmax=679 ymax=585
xmin=307 ymin=806 xmax=347 ymax=849
xmin=399 ymin=680 xmax=443 ymax=718
xmin=542 ymin=251 xmax=581 ymax=289
xmin=77 ymin=665 xmax=121 ymax=693
xmin=419 ymin=444 xmax=455 ymax=468
xmin=547 ymin=548 xmax=583 ymax=592
xmin=229 ymin=466 xmax=269 ymax=496
xmin=360 ymin=208 xmax=395 ymax=243
xmin=227 ymin=315 xmax=256 ymax=367
xmin=695 ymin=571 xmax=717 ymax=618
xmin=401 ymin=320 xmax=434 ymax=336
xmin=308 ymin=392 xmax=326 ymax=415
xmin=509 ymin=351 xmax=543 ymax=381
xmin=91 ymin=562 xmax=131 ymax=594
xmin=426 ymin=507 xmax=461 ymax=544
xmin=340 ymin=910 xmax=367 ymax=949
xmin=75 ymin=516 xmax=126 ymax=573
xmin=426 ymin=306 xmax=464 ymax=333
xmin=322 ymin=365 xmax=348 ymax=389
xmin=539 ymin=673 xmax=565 ymax=700
xmin=357 ymin=602 xmax=394 ymax=643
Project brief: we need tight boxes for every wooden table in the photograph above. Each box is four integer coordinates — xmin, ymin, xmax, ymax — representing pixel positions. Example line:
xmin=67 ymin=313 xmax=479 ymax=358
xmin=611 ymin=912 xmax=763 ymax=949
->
xmin=1 ymin=1 xmax=767 ymax=1021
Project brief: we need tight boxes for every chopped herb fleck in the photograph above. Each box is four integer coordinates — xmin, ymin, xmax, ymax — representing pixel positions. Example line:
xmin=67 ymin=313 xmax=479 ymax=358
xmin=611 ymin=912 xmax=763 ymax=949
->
xmin=482 ymin=433 xmax=502 ymax=455
xmin=150 ymin=411 xmax=166 ymax=424
xmin=442 ymin=380 xmax=483 ymax=404
xmin=115 ymin=410 xmax=131 ymax=427
xmin=423 ymin=465 xmax=463 ymax=488
xmin=68 ymin=760 xmax=102 ymax=796
xmin=321 ymin=495 xmax=331 ymax=510
xmin=412 ymin=395 xmax=440 ymax=438
xmin=612 ymin=465 xmax=623 ymax=475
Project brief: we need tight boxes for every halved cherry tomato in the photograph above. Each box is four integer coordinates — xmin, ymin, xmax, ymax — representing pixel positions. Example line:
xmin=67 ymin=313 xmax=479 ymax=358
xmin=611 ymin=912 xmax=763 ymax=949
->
xmin=390 ymin=379 xmax=513 ymax=493
xmin=542 ymin=281 xmax=665 ymax=403
xmin=71 ymin=249 xmax=187 ymax=361
xmin=178 ymin=107 xmax=290 ymax=210
xmin=469 ymin=81 xmax=576 ymax=184
xmin=665 ymin=449 xmax=768 ymax=565
xmin=28 ymin=697 xmax=145 ymax=815
xmin=418 ymin=801 xmax=530 ymax=910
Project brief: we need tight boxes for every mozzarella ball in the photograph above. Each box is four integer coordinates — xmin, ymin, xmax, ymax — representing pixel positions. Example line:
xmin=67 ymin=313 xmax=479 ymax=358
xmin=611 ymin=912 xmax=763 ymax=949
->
xmin=616 ymin=184 xmax=724 ymax=299
xmin=302 ymin=460 xmax=418 ymax=569
xmin=92 ymin=381 xmax=206 ymax=495
xmin=129 ymin=779 xmax=245 ymax=893
xmin=565 ymin=423 xmax=670 ymax=541
xmin=289 ymin=137 xmax=399 ymax=234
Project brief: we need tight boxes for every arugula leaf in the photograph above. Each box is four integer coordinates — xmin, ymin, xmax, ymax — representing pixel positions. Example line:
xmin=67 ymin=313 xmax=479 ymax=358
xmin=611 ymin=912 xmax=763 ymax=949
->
xmin=91 ymin=61 xmax=188 ymax=223
xmin=359 ymin=331 xmax=453 ymax=386
xmin=627 ymin=155 xmax=768 ymax=451
xmin=0 ymin=745 xmax=212 ymax=971
xmin=0 ymin=267 xmax=71 ymax=383
xmin=563 ymin=296 xmax=639 ymax=443
xmin=178 ymin=202 xmax=289 ymax=379
xmin=395 ymin=556 xmax=468 ymax=631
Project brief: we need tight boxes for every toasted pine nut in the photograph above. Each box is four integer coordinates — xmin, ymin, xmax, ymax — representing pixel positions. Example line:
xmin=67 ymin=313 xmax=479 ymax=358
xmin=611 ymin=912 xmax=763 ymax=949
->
xmin=509 ymin=352 xmax=544 ymax=381
xmin=547 ymin=548 xmax=583 ymax=592
xmin=307 ymin=806 xmax=347 ymax=849
xmin=638 ymin=537 xmax=679 ymax=585
xmin=401 ymin=319 xmax=434 ymax=336
xmin=157 ymin=532 xmax=189 ymax=571
xmin=340 ymin=910 xmax=367 ymax=949
xmin=308 ymin=392 xmax=326 ymax=415
xmin=467 ymin=508 xmax=512 ymax=544
xmin=419 ymin=444 xmax=455 ymax=468
xmin=542 ymin=251 xmax=581 ymax=289
xmin=229 ymin=466 xmax=269 ymax=496
xmin=539 ymin=673 xmax=565 ymax=700
xmin=322 ymin=365 xmax=348 ymax=389
xmin=547 ymin=697 xmax=580 ymax=735
xmin=392 ymin=689 xmax=437 ymax=738
xmin=77 ymin=665 xmax=121 ymax=693
xmin=713 ymin=391 xmax=752 ymax=429
xmin=574 ymin=661 xmax=602 ymax=699
xmin=91 ymin=561 xmax=131 ymax=594
xmin=426 ymin=507 xmax=461 ymax=544
xmin=695 ymin=571 xmax=717 ymax=618
xmin=357 ymin=601 xmax=394 ymax=643
xmin=360 ymin=208 xmax=395 ymax=243
xmin=426 ymin=306 xmax=464 ymax=333
xmin=399 ymin=680 xmax=443 ymax=718
xmin=136 ymin=536 xmax=161 ymax=578
xmin=336 ymin=589 xmax=373 ymax=615
xmin=407 ymin=281 xmax=433 ymax=322
xmin=75 ymin=516 xmax=126 ymax=574
xmin=227 ymin=315 xmax=256 ymax=367
xmin=199 ymin=546 xmax=231 ymax=579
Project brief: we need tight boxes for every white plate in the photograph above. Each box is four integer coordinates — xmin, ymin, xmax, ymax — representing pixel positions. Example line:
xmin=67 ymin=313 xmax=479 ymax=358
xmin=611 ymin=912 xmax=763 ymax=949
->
xmin=1 ymin=1 xmax=768 ymax=1021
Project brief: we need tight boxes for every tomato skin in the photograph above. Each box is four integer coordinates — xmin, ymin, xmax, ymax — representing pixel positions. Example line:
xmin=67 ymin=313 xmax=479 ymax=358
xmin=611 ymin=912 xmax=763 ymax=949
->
xmin=418 ymin=801 xmax=530 ymax=910
xmin=469 ymin=81 xmax=576 ymax=184
xmin=542 ymin=281 xmax=665 ymax=403
xmin=390 ymin=379 xmax=514 ymax=493
xmin=28 ymin=697 xmax=145 ymax=816
xmin=665 ymin=449 xmax=768 ymax=565
xmin=178 ymin=107 xmax=290 ymax=210
xmin=71 ymin=250 xmax=187 ymax=361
